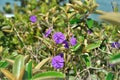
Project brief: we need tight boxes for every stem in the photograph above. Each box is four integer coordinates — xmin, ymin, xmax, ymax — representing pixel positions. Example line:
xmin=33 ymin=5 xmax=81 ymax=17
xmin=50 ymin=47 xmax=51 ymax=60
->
xmin=13 ymin=27 xmax=25 ymax=47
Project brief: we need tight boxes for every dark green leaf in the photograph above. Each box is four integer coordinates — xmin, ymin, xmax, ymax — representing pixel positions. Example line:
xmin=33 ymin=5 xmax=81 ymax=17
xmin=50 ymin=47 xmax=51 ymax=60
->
xmin=70 ymin=19 xmax=80 ymax=24
xmin=0 ymin=61 xmax=9 ymax=68
xmin=23 ymin=61 xmax=32 ymax=80
xmin=82 ymin=54 xmax=91 ymax=67
xmin=106 ymin=72 xmax=114 ymax=80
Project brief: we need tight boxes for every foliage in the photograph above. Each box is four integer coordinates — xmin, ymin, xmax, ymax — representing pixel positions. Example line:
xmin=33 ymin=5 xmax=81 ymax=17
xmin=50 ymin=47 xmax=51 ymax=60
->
xmin=0 ymin=0 xmax=120 ymax=80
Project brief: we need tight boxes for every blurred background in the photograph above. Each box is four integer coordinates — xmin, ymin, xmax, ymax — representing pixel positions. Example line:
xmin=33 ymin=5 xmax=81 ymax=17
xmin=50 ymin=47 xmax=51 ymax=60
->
xmin=0 ymin=0 xmax=120 ymax=20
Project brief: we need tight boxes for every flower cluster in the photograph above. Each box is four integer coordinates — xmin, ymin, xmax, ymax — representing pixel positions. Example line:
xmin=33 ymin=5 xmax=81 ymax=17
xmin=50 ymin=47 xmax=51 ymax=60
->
xmin=44 ymin=31 xmax=77 ymax=69
xmin=52 ymin=32 xmax=77 ymax=48
xmin=44 ymin=30 xmax=77 ymax=48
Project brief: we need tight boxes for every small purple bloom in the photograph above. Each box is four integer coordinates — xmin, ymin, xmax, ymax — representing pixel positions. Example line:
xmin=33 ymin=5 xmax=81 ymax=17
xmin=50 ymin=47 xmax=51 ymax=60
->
xmin=44 ymin=28 xmax=52 ymax=37
xmin=111 ymin=42 xmax=120 ymax=48
xmin=70 ymin=36 xmax=77 ymax=46
xmin=52 ymin=32 xmax=66 ymax=44
xmin=87 ymin=29 xmax=92 ymax=34
xmin=30 ymin=15 xmax=37 ymax=23
xmin=109 ymin=63 xmax=115 ymax=67
xmin=62 ymin=40 xmax=69 ymax=48
xmin=52 ymin=53 xmax=64 ymax=69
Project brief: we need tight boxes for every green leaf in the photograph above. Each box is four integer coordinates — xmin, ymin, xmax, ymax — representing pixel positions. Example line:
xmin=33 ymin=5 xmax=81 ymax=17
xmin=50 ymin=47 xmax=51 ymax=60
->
xmin=13 ymin=55 xmax=24 ymax=78
xmin=23 ymin=61 xmax=32 ymax=80
xmin=27 ymin=61 xmax=32 ymax=79
xmin=106 ymin=72 xmax=114 ymax=80
xmin=85 ymin=41 xmax=102 ymax=52
xmin=70 ymin=19 xmax=80 ymax=24
xmin=82 ymin=54 xmax=91 ymax=67
xmin=32 ymin=71 xmax=65 ymax=80
xmin=41 ymin=3 xmax=48 ymax=13
xmin=50 ymin=0 xmax=57 ymax=7
xmin=1 ymin=26 xmax=11 ymax=30
xmin=110 ymin=53 xmax=120 ymax=64
xmin=71 ymin=43 xmax=81 ymax=51
xmin=0 ymin=31 xmax=4 ymax=38
xmin=86 ymin=19 xmax=94 ymax=29
xmin=0 ymin=61 xmax=9 ymax=68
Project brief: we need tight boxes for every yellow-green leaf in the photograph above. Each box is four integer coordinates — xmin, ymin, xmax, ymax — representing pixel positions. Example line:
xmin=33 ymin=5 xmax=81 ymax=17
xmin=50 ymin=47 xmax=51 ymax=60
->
xmin=32 ymin=71 xmax=65 ymax=80
xmin=17 ymin=67 xmax=25 ymax=80
xmin=13 ymin=55 xmax=24 ymax=78
xmin=1 ymin=68 xmax=16 ymax=80
xmin=85 ymin=41 xmax=102 ymax=52
xmin=5 ymin=58 xmax=14 ymax=65
xmin=34 ymin=57 xmax=50 ymax=70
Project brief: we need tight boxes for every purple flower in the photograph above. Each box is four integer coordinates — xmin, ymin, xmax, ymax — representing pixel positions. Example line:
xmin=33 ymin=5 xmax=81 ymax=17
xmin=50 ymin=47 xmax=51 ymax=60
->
xmin=30 ymin=15 xmax=37 ymax=23
xmin=109 ymin=63 xmax=115 ymax=67
xmin=52 ymin=53 xmax=64 ymax=69
xmin=87 ymin=29 xmax=92 ymax=34
xmin=70 ymin=36 xmax=77 ymax=46
xmin=111 ymin=42 xmax=120 ymax=48
xmin=52 ymin=32 xmax=66 ymax=44
xmin=62 ymin=40 xmax=69 ymax=48
xmin=44 ymin=28 xmax=52 ymax=37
